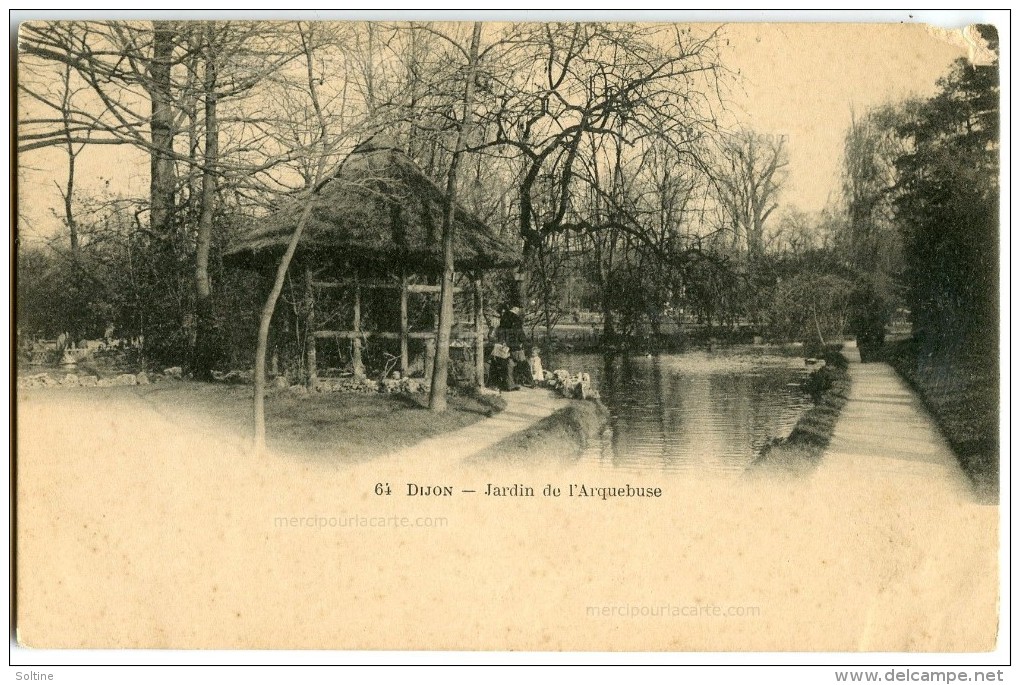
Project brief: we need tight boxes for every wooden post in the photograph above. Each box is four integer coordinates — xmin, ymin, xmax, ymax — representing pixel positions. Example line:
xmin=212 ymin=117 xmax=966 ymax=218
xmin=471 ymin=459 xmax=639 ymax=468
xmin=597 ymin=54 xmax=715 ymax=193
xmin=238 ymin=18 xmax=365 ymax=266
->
xmin=424 ymin=283 xmax=438 ymax=381
xmin=474 ymin=275 xmax=484 ymax=388
xmin=352 ymin=274 xmax=365 ymax=379
xmin=304 ymin=268 xmax=317 ymax=389
xmin=424 ymin=339 xmax=435 ymax=383
xmin=400 ymin=273 xmax=409 ymax=377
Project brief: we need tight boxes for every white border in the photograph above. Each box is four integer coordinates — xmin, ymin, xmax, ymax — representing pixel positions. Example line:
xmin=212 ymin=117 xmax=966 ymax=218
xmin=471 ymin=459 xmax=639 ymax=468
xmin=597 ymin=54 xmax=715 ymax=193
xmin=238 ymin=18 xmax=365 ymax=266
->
xmin=6 ymin=7 xmax=1011 ymax=676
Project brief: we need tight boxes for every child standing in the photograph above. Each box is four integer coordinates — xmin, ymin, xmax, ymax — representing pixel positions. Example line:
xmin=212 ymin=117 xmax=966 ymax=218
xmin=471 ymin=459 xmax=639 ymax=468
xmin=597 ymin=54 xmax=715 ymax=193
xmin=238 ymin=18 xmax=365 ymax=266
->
xmin=529 ymin=347 xmax=544 ymax=385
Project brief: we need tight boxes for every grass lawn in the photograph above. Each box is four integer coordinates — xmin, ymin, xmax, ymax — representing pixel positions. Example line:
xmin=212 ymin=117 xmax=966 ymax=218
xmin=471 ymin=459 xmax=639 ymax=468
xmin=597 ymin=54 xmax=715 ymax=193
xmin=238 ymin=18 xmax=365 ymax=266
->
xmin=28 ymin=381 xmax=507 ymax=463
xmin=885 ymin=337 xmax=999 ymax=502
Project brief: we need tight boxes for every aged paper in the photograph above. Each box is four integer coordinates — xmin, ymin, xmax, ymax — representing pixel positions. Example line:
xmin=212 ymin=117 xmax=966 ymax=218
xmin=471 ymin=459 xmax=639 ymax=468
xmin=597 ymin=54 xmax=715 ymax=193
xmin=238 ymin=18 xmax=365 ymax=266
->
xmin=14 ymin=19 xmax=1000 ymax=653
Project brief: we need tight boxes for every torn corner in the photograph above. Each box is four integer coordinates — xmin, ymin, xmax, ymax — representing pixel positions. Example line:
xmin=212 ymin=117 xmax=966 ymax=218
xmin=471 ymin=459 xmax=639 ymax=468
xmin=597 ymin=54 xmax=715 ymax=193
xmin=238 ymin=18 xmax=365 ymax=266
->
xmin=924 ymin=23 xmax=999 ymax=66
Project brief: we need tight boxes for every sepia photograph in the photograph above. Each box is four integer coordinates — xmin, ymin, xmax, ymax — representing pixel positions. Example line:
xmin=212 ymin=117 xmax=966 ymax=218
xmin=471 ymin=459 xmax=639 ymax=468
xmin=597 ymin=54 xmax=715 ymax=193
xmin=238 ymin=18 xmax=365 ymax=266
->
xmin=11 ymin=10 xmax=1006 ymax=671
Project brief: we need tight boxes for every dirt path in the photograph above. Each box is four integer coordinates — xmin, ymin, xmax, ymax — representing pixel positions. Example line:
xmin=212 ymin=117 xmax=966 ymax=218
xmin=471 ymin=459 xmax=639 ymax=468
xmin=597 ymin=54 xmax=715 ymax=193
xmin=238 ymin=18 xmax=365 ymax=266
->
xmin=376 ymin=386 xmax=569 ymax=465
xmin=803 ymin=342 xmax=997 ymax=649
xmin=813 ymin=342 xmax=974 ymax=499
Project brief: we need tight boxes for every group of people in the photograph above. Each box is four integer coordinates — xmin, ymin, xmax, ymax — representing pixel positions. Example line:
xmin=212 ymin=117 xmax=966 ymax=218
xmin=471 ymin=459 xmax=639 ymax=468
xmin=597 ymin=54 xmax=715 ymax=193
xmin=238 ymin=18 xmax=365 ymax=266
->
xmin=488 ymin=304 xmax=543 ymax=391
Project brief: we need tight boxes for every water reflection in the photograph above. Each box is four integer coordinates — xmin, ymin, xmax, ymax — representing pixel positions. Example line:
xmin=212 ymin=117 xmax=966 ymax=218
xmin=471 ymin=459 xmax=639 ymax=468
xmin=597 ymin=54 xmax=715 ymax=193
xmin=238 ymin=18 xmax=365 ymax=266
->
xmin=552 ymin=348 xmax=813 ymax=476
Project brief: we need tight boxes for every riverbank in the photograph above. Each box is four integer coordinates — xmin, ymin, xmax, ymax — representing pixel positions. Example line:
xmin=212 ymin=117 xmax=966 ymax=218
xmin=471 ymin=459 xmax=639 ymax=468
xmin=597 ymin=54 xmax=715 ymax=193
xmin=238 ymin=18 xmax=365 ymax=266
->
xmin=748 ymin=346 xmax=851 ymax=476
xmin=885 ymin=337 xmax=999 ymax=503
xmin=470 ymin=399 xmax=609 ymax=464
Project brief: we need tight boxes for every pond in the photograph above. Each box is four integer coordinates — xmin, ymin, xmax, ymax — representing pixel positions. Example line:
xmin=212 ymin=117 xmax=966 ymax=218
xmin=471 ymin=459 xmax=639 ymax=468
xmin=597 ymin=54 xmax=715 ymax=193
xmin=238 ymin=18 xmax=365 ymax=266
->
xmin=551 ymin=348 xmax=814 ymax=477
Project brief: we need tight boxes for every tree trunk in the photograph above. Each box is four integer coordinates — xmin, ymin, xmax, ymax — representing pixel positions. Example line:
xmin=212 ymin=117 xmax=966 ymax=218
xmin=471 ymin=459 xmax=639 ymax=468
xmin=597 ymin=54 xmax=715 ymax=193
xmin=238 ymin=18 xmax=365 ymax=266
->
xmin=253 ymin=22 xmax=329 ymax=456
xmin=253 ymin=205 xmax=315 ymax=456
xmin=812 ymin=305 xmax=826 ymax=346
xmin=602 ymin=293 xmax=616 ymax=345
xmin=536 ymin=242 xmax=555 ymax=344
xmin=63 ymin=142 xmax=78 ymax=258
xmin=149 ymin=22 xmax=177 ymax=235
xmin=429 ymin=22 xmax=482 ymax=412
xmin=60 ymin=74 xmax=80 ymax=340
xmin=193 ymin=25 xmax=218 ymax=380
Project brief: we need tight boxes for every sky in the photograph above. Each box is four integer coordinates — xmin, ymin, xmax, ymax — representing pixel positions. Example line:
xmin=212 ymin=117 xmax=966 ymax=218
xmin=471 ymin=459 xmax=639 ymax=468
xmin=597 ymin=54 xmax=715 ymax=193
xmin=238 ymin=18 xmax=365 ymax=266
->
xmin=16 ymin=17 xmax=977 ymax=245
xmin=719 ymin=22 xmax=969 ymax=213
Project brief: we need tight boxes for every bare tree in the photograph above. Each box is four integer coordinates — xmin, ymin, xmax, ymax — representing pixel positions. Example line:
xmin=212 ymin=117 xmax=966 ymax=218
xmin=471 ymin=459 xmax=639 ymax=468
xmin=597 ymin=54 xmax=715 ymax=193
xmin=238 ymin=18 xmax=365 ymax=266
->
xmin=839 ymin=105 xmax=905 ymax=278
xmin=713 ymin=129 xmax=788 ymax=262
xmin=147 ymin=22 xmax=178 ymax=235
xmin=20 ymin=20 xmax=322 ymax=370
xmin=44 ymin=62 xmax=93 ymax=259
xmin=191 ymin=22 xmax=220 ymax=379
xmin=473 ymin=22 xmax=726 ymax=302
xmin=428 ymin=22 xmax=483 ymax=412
xmin=767 ymin=207 xmax=831 ymax=257
xmin=252 ymin=24 xmax=335 ymax=456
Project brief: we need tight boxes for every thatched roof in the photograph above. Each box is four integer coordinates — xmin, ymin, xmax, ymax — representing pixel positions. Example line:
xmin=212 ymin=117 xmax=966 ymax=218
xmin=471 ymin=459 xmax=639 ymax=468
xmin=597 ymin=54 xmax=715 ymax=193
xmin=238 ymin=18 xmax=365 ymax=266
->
xmin=225 ymin=144 xmax=520 ymax=274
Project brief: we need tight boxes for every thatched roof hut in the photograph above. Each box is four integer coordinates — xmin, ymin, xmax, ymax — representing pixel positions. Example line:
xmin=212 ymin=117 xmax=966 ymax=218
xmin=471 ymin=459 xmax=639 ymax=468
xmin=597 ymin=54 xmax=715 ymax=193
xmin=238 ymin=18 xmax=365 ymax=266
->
xmin=225 ymin=142 xmax=515 ymax=387
xmin=225 ymin=143 xmax=520 ymax=274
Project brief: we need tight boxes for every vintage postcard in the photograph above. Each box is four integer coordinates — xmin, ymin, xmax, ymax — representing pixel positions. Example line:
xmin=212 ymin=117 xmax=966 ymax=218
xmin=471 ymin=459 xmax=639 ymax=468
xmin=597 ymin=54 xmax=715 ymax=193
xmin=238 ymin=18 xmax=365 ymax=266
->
xmin=14 ymin=16 xmax=1001 ymax=654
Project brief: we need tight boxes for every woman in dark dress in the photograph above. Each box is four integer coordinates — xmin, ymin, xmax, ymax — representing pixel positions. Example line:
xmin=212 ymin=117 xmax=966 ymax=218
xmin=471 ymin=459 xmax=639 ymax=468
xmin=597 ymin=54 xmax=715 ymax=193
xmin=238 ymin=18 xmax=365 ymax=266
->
xmin=498 ymin=305 xmax=532 ymax=387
